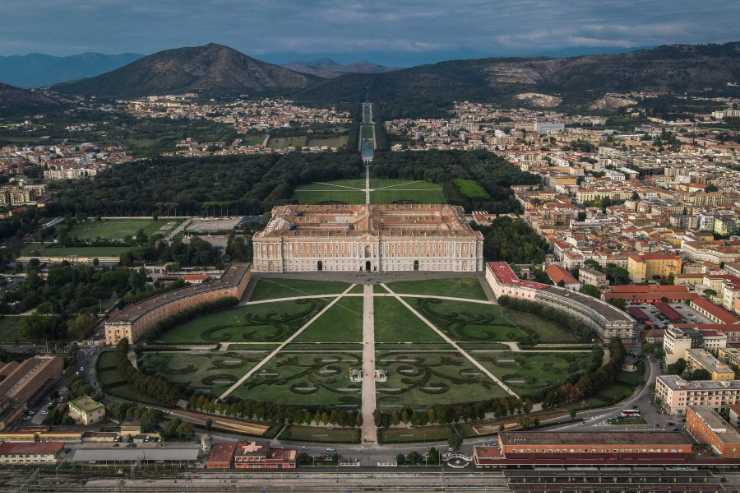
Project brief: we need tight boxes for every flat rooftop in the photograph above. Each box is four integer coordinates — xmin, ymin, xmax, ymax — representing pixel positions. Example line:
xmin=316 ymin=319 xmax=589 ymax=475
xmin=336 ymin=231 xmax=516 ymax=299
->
xmin=689 ymin=406 xmax=740 ymax=444
xmin=70 ymin=446 xmax=200 ymax=463
xmin=658 ymin=374 xmax=740 ymax=391
xmin=541 ymin=285 xmax=633 ymax=324
xmin=255 ymin=204 xmax=482 ymax=240
xmin=500 ymin=431 xmax=692 ymax=446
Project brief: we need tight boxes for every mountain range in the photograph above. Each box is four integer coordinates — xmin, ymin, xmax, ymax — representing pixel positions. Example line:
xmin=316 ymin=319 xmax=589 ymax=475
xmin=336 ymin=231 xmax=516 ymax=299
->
xmin=0 ymin=82 xmax=61 ymax=114
xmin=283 ymin=58 xmax=391 ymax=78
xmin=51 ymin=44 xmax=318 ymax=98
xmin=0 ymin=52 xmax=143 ymax=88
xmin=2 ymin=41 xmax=737 ymax=114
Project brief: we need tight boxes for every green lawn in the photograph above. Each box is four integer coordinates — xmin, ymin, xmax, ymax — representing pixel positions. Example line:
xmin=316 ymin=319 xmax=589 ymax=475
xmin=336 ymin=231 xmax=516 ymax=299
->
xmin=21 ymin=245 xmax=133 ymax=258
xmin=454 ymin=179 xmax=490 ymax=199
xmin=139 ymin=351 xmax=266 ymax=397
xmin=307 ymin=135 xmax=349 ymax=149
xmin=408 ymin=298 xmax=578 ymax=344
xmin=155 ymin=299 xmax=329 ymax=344
xmin=292 ymin=178 xmax=446 ymax=204
xmin=380 ymin=425 xmax=452 ymax=443
xmin=386 ymin=278 xmax=487 ymax=300
xmin=66 ymin=218 xmax=181 ymax=241
xmin=294 ymin=297 xmax=364 ymax=343
xmin=376 ymin=351 xmax=508 ymax=410
xmin=0 ymin=316 xmax=27 ymax=342
xmin=280 ymin=425 xmax=359 ymax=443
xmin=294 ymin=189 xmax=365 ymax=204
xmin=374 ymin=297 xmax=443 ymax=343
xmin=231 ymin=351 xmax=362 ymax=407
xmin=268 ymin=135 xmax=307 ymax=149
xmin=250 ymin=278 xmax=352 ymax=301
xmin=476 ymin=351 xmax=594 ymax=397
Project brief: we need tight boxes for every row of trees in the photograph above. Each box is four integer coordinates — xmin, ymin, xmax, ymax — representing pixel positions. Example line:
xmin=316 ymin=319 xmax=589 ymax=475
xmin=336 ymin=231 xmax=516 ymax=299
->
xmin=114 ymin=339 xmax=181 ymax=406
xmin=375 ymin=396 xmax=531 ymax=428
xmin=497 ymin=296 xmax=597 ymax=343
xmin=542 ymin=338 xmax=626 ymax=408
xmin=189 ymin=394 xmax=362 ymax=428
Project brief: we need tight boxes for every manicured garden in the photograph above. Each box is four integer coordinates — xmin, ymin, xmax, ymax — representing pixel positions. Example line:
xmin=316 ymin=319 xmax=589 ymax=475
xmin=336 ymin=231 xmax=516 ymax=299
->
xmin=373 ymin=297 xmax=443 ymax=343
xmin=385 ymin=277 xmax=487 ymax=300
xmin=477 ymin=351 xmax=595 ymax=397
xmin=279 ymin=425 xmax=360 ymax=443
xmin=293 ymin=178 xmax=446 ymax=204
xmin=408 ymin=298 xmax=578 ymax=344
xmin=139 ymin=351 xmax=267 ymax=396
xmin=376 ymin=351 xmax=509 ymax=409
xmin=230 ymin=351 xmax=362 ymax=408
xmin=154 ymin=299 xmax=329 ymax=344
xmin=293 ymin=296 xmax=364 ymax=343
xmin=250 ymin=278 xmax=353 ymax=301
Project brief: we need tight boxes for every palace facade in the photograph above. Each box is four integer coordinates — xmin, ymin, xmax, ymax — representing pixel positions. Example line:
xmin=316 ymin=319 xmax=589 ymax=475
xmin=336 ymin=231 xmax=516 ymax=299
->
xmin=252 ymin=204 xmax=484 ymax=273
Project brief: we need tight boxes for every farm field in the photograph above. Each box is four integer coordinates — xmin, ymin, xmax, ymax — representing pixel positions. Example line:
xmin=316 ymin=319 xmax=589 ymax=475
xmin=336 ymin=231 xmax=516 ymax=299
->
xmin=250 ymin=278 xmax=353 ymax=301
xmin=230 ymin=351 xmax=362 ymax=408
xmin=65 ymin=218 xmax=181 ymax=241
xmin=154 ymin=299 xmax=329 ymax=344
xmin=385 ymin=277 xmax=487 ymax=300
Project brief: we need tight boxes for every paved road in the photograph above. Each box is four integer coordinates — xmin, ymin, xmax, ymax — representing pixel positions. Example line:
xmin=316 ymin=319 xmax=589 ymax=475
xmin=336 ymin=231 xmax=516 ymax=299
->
xmin=218 ymin=284 xmax=358 ymax=400
xmin=361 ymin=284 xmax=378 ymax=444
xmin=547 ymin=356 xmax=662 ymax=431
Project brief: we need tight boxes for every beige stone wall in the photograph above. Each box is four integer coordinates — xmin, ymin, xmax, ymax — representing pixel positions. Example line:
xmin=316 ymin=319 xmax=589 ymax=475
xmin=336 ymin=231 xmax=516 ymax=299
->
xmin=253 ymin=237 xmax=483 ymax=273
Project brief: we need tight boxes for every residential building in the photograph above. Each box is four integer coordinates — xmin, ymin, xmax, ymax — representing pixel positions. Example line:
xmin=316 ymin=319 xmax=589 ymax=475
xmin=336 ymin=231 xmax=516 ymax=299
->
xmin=545 ymin=264 xmax=581 ymax=290
xmin=68 ymin=396 xmax=105 ymax=425
xmin=655 ymin=375 xmax=740 ymax=415
xmin=686 ymin=349 xmax=735 ymax=380
xmin=686 ymin=406 xmax=740 ymax=458
xmin=579 ymin=266 xmax=608 ymax=288
xmin=627 ymin=253 xmax=682 ymax=283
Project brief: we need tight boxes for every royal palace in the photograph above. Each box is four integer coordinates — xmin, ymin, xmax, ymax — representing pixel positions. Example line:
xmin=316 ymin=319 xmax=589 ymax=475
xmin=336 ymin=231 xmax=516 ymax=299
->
xmin=252 ymin=204 xmax=484 ymax=273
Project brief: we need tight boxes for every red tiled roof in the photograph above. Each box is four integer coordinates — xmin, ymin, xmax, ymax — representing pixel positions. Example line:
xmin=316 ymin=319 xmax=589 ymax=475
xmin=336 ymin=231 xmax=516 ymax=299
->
xmin=545 ymin=265 xmax=579 ymax=286
xmin=487 ymin=262 xmax=548 ymax=290
xmin=0 ymin=442 xmax=63 ymax=456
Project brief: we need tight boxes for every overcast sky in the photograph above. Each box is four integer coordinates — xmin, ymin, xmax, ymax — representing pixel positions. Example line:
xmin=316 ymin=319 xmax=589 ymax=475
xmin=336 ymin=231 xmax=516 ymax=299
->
xmin=1 ymin=0 xmax=739 ymax=65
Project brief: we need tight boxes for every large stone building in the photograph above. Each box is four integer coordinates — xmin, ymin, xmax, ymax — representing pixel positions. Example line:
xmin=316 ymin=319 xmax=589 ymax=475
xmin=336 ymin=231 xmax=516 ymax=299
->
xmin=104 ymin=263 xmax=250 ymax=345
xmin=485 ymin=262 xmax=636 ymax=342
xmin=252 ymin=204 xmax=484 ymax=273
xmin=0 ymin=356 xmax=64 ymax=431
